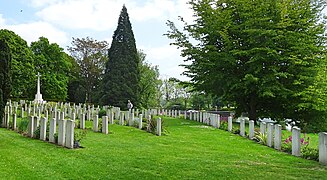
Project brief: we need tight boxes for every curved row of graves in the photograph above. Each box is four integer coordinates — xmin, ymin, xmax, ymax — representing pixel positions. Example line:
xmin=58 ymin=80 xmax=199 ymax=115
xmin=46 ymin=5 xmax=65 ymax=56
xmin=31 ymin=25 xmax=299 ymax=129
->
xmin=179 ymin=111 xmax=327 ymax=166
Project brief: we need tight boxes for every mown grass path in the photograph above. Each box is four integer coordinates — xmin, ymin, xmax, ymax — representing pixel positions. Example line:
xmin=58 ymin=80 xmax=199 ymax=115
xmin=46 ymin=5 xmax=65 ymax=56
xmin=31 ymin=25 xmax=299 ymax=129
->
xmin=0 ymin=117 xmax=326 ymax=179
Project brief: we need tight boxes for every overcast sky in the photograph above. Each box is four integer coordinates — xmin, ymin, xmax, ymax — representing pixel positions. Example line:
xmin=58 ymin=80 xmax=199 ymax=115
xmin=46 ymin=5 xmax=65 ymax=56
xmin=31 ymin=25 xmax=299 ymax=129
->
xmin=0 ymin=0 xmax=194 ymax=81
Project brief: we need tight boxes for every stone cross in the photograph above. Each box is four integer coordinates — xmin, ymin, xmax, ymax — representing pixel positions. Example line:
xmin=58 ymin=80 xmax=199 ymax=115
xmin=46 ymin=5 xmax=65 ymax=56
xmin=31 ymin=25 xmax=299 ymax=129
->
xmin=34 ymin=72 xmax=44 ymax=103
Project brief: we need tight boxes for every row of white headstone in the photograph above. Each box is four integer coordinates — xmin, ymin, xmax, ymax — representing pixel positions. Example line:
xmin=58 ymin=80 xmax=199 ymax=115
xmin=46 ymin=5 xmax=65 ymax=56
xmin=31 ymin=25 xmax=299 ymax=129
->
xmin=182 ymin=111 xmax=327 ymax=166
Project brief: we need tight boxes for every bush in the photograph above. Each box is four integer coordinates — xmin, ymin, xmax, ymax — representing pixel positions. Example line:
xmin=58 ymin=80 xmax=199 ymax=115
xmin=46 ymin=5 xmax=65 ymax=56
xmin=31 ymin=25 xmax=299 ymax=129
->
xmin=301 ymin=145 xmax=319 ymax=161
xmin=34 ymin=126 xmax=41 ymax=139
xmin=254 ymin=132 xmax=267 ymax=145
xmin=231 ymin=128 xmax=240 ymax=135
xmin=219 ymin=121 xmax=228 ymax=131
xmin=17 ymin=117 xmax=29 ymax=134
xmin=98 ymin=109 xmax=107 ymax=118
xmin=74 ymin=129 xmax=87 ymax=148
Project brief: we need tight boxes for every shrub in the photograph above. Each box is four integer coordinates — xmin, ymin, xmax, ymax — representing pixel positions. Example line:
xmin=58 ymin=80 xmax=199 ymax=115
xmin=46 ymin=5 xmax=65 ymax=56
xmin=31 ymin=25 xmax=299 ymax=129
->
xmin=232 ymin=128 xmax=240 ymax=135
xmin=74 ymin=129 xmax=87 ymax=142
xmin=219 ymin=121 xmax=228 ymax=131
xmin=17 ymin=117 xmax=29 ymax=134
xmin=74 ymin=129 xmax=87 ymax=148
xmin=301 ymin=145 xmax=319 ymax=161
xmin=254 ymin=132 xmax=267 ymax=145
xmin=98 ymin=109 xmax=107 ymax=118
xmin=54 ymin=133 xmax=58 ymax=143
xmin=34 ymin=126 xmax=41 ymax=139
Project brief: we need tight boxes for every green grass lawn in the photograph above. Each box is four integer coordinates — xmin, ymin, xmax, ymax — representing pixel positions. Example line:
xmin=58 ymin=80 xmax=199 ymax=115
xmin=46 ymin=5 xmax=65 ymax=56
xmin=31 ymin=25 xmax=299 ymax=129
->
xmin=1 ymin=117 xmax=327 ymax=179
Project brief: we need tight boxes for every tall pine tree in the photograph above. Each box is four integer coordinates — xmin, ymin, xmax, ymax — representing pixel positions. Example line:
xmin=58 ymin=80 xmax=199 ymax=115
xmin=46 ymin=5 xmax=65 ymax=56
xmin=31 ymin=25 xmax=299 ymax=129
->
xmin=101 ymin=5 xmax=139 ymax=109
xmin=0 ymin=39 xmax=12 ymax=125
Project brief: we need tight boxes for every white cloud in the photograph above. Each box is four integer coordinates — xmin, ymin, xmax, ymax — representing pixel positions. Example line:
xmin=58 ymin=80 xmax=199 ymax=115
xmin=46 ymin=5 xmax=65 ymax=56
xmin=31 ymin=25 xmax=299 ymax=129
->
xmin=35 ymin=0 xmax=125 ymax=31
xmin=3 ymin=21 xmax=69 ymax=46
xmin=141 ymin=45 xmax=190 ymax=81
xmin=32 ymin=0 xmax=194 ymax=31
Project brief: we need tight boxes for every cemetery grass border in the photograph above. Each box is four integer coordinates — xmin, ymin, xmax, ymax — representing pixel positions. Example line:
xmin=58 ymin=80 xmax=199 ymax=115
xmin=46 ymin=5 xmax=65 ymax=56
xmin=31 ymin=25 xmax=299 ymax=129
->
xmin=0 ymin=117 xmax=326 ymax=179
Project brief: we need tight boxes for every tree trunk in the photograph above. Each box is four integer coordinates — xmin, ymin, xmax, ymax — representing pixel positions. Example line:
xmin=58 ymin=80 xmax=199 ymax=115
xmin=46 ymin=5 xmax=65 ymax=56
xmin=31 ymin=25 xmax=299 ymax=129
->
xmin=248 ymin=98 xmax=257 ymax=124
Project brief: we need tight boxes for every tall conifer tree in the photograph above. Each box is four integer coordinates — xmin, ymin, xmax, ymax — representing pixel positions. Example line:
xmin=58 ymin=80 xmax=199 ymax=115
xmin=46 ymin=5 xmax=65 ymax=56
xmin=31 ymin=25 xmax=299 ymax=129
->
xmin=101 ymin=5 xmax=139 ymax=109
xmin=0 ymin=39 xmax=12 ymax=125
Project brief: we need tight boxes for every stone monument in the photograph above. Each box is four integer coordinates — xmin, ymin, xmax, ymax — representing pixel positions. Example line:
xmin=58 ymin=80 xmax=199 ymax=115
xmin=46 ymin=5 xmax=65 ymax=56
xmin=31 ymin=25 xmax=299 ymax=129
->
xmin=34 ymin=72 xmax=44 ymax=103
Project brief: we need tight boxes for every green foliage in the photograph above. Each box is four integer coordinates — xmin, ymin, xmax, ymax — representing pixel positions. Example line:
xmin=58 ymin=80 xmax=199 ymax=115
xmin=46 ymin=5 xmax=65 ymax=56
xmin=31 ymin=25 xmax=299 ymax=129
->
xmin=34 ymin=126 xmax=41 ymax=139
xmin=101 ymin=5 xmax=140 ymax=109
xmin=166 ymin=0 xmax=327 ymax=129
xmin=30 ymin=37 xmax=72 ymax=101
xmin=301 ymin=145 xmax=319 ymax=161
xmin=53 ymin=132 xmax=58 ymax=143
xmin=219 ymin=121 xmax=228 ymax=131
xmin=74 ymin=129 xmax=87 ymax=142
xmin=138 ymin=50 xmax=162 ymax=109
xmin=0 ymin=38 xmax=11 ymax=124
xmin=254 ymin=132 xmax=268 ymax=145
xmin=67 ymin=37 xmax=108 ymax=103
xmin=0 ymin=29 xmax=34 ymax=98
xmin=98 ymin=109 xmax=107 ymax=118
xmin=17 ymin=117 xmax=29 ymax=134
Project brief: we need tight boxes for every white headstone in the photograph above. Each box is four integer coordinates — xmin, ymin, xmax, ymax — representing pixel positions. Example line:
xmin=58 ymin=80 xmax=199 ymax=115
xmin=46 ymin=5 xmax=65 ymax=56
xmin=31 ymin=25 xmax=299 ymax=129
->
xmin=139 ymin=114 xmax=143 ymax=129
xmin=157 ymin=117 xmax=162 ymax=136
xmin=228 ymin=116 xmax=233 ymax=132
xmin=102 ymin=116 xmax=108 ymax=134
xmin=274 ymin=124 xmax=282 ymax=150
xmin=267 ymin=123 xmax=274 ymax=147
xmin=319 ymin=132 xmax=327 ymax=165
xmin=40 ymin=117 xmax=47 ymax=141
xmin=65 ymin=120 xmax=75 ymax=149
xmin=292 ymin=127 xmax=301 ymax=157
xmin=49 ymin=118 xmax=56 ymax=143
xmin=93 ymin=115 xmax=98 ymax=132
xmin=249 ymin=120 xmax=255 ymax=139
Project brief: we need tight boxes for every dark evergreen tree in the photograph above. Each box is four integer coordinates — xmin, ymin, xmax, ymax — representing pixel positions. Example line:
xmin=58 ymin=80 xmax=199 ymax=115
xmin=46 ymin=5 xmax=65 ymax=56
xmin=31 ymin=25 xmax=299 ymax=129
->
xmin=101 ymin=5 xmax=139 ymax=109
xmin=0 ymin=39 xmax=12 ymax=125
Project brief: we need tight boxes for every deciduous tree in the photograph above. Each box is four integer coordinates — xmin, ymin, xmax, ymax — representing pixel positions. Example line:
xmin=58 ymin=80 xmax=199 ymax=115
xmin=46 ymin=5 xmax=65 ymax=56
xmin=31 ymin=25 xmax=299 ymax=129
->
xmin=68 ymin=37 xmax=108 ymax=103
xmin=166 ymin=0 xmax=327 ymax=130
